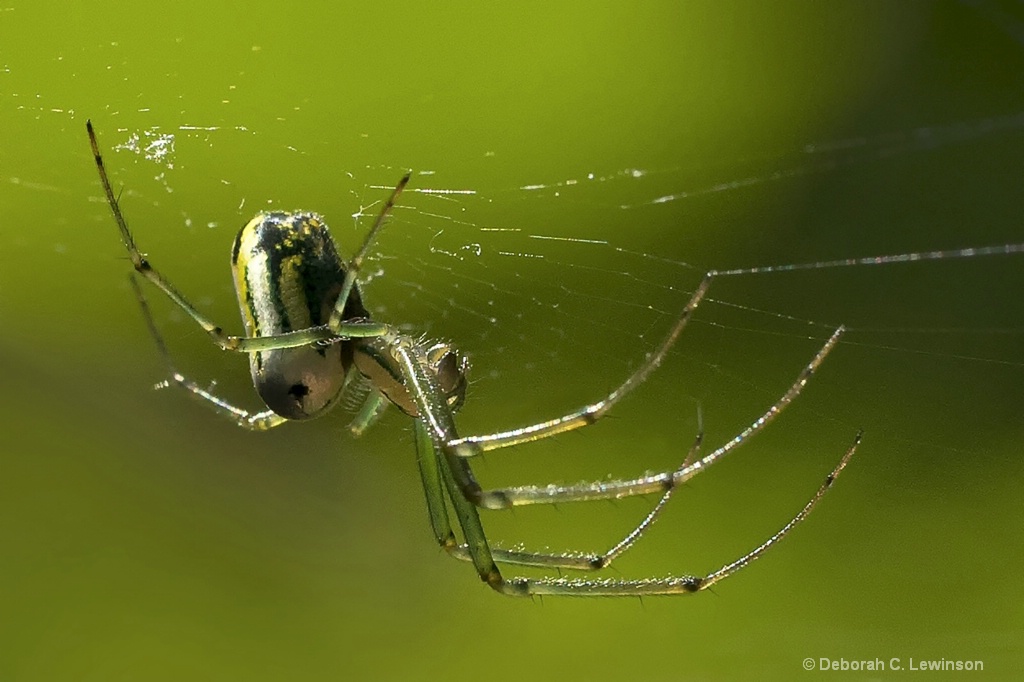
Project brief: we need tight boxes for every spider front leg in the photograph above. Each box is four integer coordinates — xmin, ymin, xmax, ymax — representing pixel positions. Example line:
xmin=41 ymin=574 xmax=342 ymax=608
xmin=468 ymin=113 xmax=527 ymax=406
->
xmin=88 ymin=120 xmax=398 ymax=356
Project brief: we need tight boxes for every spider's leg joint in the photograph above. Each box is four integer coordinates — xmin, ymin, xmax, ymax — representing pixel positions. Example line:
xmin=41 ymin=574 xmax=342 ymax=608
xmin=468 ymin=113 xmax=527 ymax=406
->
xmin=496 ymin=577 xmax=531 ymax=598
xmin=474 ymin=488 xmax=513 ymax=510
xmin=483 ymin=567 xmax=508 ymax=592
xmin=682 ymin=577 xmax=703 ymax=593
xmin=451 ymin=441 xmax=481 ymax=459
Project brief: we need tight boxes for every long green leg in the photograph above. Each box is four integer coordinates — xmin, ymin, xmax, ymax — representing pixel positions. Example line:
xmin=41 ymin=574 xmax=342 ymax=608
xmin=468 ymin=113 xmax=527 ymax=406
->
xmin=517 ymin=434 xmax=859 ymax=596
xmin=129 ymin=275 xmax=288 ymax=431
xmin=414 ymin=420 xmax=460 ymax=553
xmin=399 ymin=338 xmax=591 ymax=582
xmin=415 ymin=416 xmax=511 ymax=589
xmin=416 ymin=421 xmax=603 ymax=570
xmin=590 ymin=428 xmax=703 ymax=569
xmin=454 ymin=325 xmax=846 ymax=509
xmin=417 ymin=420 xmax=616 ymax=572
xmin=397 ymin=346 xmax=505 ymax=590
xmin=440 ymin=431 xmax=859 ymax=596
xmin=444 ymin=427 xmax=704 ymax=572
xmin=448 ymin=274 xmax=714 ymax=458
xmin=88 ymin=120 xmax=391 ymax=354
xmin=398 ymin=313 xmax=859 ymax=595
xmin=437 ymin=450 xmax=519 ymax=593
xmin=432 ymin=433 xmax=857 ymax=596
xmin=435 ymin=420 xmax=744 ymax=574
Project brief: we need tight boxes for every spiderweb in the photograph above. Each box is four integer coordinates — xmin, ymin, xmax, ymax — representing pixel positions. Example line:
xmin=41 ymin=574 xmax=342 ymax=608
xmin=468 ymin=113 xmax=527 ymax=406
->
xmin=102 ymin=107 xmax=1024 ymax=490
xmin=347 ymin=113 xmax=1024 ymax=450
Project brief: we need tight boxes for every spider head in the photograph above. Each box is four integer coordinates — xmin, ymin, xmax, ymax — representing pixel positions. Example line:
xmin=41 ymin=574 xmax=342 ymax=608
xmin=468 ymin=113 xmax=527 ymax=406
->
xmin=426 ymin=342 xmax=470 ymax=413
xmin=352 ymin=337 xmax=469 ymax=418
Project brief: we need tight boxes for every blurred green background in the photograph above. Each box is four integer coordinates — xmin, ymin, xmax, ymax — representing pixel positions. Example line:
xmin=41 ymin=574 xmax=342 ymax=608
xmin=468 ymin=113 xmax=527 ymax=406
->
xmin=2 ymin=2 xmax=1023 ymax=680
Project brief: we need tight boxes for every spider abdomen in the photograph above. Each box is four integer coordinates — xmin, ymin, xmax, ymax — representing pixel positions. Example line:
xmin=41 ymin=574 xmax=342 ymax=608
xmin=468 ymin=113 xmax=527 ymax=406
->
xmin=231 ymin=211 xmax=369 ymax=419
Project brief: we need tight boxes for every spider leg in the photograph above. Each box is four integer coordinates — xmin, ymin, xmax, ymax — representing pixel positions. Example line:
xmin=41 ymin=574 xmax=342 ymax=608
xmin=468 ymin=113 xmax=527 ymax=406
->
xmin=327 ymin=173 xmax=410 ymax=331
xmin=448 ymin=274 xmax=714 ymax=458
xmin=157 ymin=376 xmax=287 ymax=431
xmin=402 ymin=319 xmax=857 ymax=595
xmin=593 ymin=428 xmax=703 ymax=568
xmin=444 ymin=431 xmax=857 ymax=596
xmin=88 ymin=121 xmax=391 ymax=354
xmin=416 ymin=419 xmax=650 ymax=572
xmin=348 ymin=389 xmax=390 ymax=437
xmin=439 ymin=439 xmax=506 ymax=590
xmin=414 ymin=419 xmax=461 ymax=556
xmin=416 ymin=420 xmax=569 ymax=569
xmin=394 ymin=336 xmax=532 ymax=590
xmin=509 ymin=434 xmax=859 ymax=597
xmin=460 ymin=325 xmax=845 ymax=509
xmin=127 ymin=275 xmax=288 ymax=431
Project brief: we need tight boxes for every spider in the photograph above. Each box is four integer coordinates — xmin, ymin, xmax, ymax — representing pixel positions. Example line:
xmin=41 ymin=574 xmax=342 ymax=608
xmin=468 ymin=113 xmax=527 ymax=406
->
xmin=87 ymin=120 xmax=859 ymax=597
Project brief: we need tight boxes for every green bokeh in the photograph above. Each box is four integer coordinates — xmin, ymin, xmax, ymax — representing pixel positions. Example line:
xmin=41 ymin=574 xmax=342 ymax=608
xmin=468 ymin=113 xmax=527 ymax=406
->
xmin=2 ymin=2 xmax=1023 ymax=680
